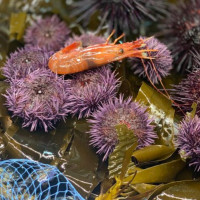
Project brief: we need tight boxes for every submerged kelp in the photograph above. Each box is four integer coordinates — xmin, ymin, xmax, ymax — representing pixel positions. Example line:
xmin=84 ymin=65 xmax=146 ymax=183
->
xmin=0 ymin=0 xmax=200 ymax=200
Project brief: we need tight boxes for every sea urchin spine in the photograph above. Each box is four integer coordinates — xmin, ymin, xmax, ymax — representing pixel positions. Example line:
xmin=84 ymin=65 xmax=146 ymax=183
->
xmin=130 ymin=36 xmax=173 ymax=84
xmin=67 ymin=66 xmax=121 ymax=119
xmin=4 ymin=69 xmax=70 ymax=132
xmin=88 ymin=95 xmax=156 ymax=160
xmin=24 ymin=15 xmax=70 ymax=51
xmin=176 ymin=115 xmax=200 ymax=172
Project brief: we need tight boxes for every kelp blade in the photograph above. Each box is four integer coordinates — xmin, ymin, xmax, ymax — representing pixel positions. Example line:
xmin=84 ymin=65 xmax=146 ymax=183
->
xmin=124 ymin=159 xmax=185 ymax=184
xmin=132 ymin=145 xmax=175 ymax=163
xmin=10 ymin=12 xmax=26 ymax=40
xmin=135 ymin=82 xmax=175 ymax=146
xmin=148 ymin=180 xmax=200 ymax=199
xmin=108 ymin=124 xmax=137 ymax=179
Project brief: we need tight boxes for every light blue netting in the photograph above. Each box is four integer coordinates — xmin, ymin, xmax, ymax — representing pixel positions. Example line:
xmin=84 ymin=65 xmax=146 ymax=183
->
xmin=0 ymin=159 xmax=85 ymax=200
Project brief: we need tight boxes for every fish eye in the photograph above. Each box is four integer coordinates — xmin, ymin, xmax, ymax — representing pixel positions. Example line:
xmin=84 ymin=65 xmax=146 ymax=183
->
xmin=119 ymin=48 xmax=124 ymax=54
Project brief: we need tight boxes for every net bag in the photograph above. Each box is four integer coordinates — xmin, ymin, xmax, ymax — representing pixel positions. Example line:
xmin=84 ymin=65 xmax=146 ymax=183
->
xmin=0 ymin=159 xmax=84 ymax=200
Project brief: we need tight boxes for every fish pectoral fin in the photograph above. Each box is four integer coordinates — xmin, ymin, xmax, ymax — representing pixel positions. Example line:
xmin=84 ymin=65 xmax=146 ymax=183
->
xmin=61 ymin=41 xmax=82 ymax=53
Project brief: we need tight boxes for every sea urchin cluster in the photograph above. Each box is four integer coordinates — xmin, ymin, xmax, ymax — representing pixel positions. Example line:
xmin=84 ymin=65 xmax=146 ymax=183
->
xmin=72 ymin=0 xmax=168 ymax=34
xmin=24 ymin=15 xmax=70 ymax=51
xmin=171 ymin=69 xmax=200 ymax=115
xmin=4 ymin=69 xmax=69 ymax=132
xmin=67 ymin=66 xmax=120 ymax=118
xmin=130 ymin=37 xmax=173 ymax=84
xmin=3 ymin=46 xmax=53 ymax=81
xmin=162 ymin=0 xmax=200 ymax=71
xmin=88 ymin=95 xmax=156 ymax=160
xmin=176 ymin=115 xmax=200 ymax=171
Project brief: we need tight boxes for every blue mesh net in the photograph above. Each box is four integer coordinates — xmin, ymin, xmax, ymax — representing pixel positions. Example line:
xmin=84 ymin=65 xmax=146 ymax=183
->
xmin=0 ymin=159 xmax=85 ymax=200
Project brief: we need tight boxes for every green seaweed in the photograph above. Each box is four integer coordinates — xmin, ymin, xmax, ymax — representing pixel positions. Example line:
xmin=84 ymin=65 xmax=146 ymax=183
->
xmin=132 ymin=145 xmax=175 ymax=163
xmin=135 ymin=82 xmax=175 ymax=146
xmin=124 ymin=159 xmax=185 ymax=184
xmin=0 ymin=82 xmax=9 ymax=117
xmin=108 ymin=124 xmax=137 ymax=179
xmin=55 ymin=120 xmax=105 ymax=199
xmin=10 ymin=12 xmax=27 ymax=40
xmin=148 ymin=180 xmax=200 ymax=200
xmin=0 ymin=27 xmax=9 ymax=79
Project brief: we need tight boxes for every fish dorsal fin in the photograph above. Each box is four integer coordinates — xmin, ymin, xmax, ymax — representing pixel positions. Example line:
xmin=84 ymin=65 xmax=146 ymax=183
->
xmin=61 ymin=41 xmax=82 ymax=53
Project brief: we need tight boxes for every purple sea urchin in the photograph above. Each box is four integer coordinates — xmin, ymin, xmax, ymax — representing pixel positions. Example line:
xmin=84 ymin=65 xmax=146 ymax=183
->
xmin=67 ymin=66 xmax=120 ymax=119
xmin=24 ymin=15 xmax=70 ymax=51
xmin=162 ymin=0 xmax=200 ymax=71
xmin=4 ymin=69 xmax=69 ymax=132
xmin=72 ymin=0 xmax=168 ymax=34
xmin=171 ymin=69 xmax=200 ymax=115
xmin=191 ymin=49 xmax=200 ymax=69
xmin=176 ymin=115 xmax=200 ymax=171
xmin=130 ymin=37 xmax=173 ymax=84
xmin=65 ymin=32 xmax=106 ymax=47
xmin=2 ymin=46 xmax=53 ymax=81
xmin=88 ymin=95 xmax=156 ymax=160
